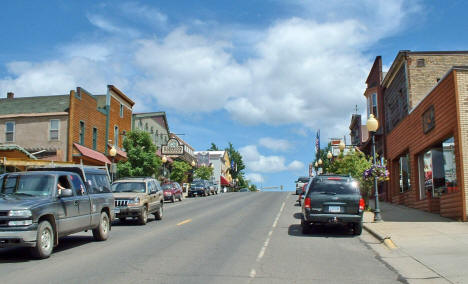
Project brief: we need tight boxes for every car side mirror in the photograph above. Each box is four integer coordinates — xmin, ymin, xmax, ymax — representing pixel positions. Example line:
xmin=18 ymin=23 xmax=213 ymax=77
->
xmin=59 ymin=188 xmax=73 ymax=197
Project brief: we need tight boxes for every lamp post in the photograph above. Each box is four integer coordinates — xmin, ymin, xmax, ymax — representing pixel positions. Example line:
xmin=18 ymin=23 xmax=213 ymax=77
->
xmin=327 ymin=151 xmax=332 ymax=173
xmin=109 ymin=146 xmax=117 ymax=182
xmin=339 ymin=140 xmax=346 ymax=152
xmin=318 ymin=158 xmax=323 ymax=175
xmin=162 ymin=155 xmax=167 ymax=178
xmin=367 ymin=114 xmax=382 ymax=222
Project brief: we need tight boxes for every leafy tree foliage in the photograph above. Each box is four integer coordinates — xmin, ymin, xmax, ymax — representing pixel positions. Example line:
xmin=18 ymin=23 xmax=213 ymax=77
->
xmin=225 ymin=142 xmax=245 ymax=179
xmin=117 ymin=130 xmax=161 ymax=177
xmin=249 ymin=184 xmax=258 ymax=191
xmin=170 ymin=161 xmax=192 ymax=183
xmin=207 ymin=143 xmax=219 ymax=151
xmin=194 ymin=166 xmax=213 ymax=180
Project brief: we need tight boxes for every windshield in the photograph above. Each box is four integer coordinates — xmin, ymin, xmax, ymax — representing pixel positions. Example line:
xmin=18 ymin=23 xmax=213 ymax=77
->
xmin=1 ymin=175 xmax=54 ymax=196
xmin=298 ymin=177 xmax=309 ymax=183
xmin=191 ymin=181 xmax=203 ymax=187
xmin=112 ymin=182 xmax=146 ymax=193
xmin=308 ymin=180 xmax=359 ymax=195
xmin=162 ymin=184 xmax=173 ymax=190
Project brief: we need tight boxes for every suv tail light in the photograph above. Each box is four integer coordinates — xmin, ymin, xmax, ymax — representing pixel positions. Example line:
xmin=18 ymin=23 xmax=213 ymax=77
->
xmin=304 ymin=197 xmax=311 ymax=209
xmin=359 ymin=198 xmax=365 ymax=212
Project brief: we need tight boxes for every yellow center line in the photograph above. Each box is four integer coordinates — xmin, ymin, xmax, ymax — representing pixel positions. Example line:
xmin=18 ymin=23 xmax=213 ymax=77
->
xmin=177 ymin=219 xmax=192 ymax=226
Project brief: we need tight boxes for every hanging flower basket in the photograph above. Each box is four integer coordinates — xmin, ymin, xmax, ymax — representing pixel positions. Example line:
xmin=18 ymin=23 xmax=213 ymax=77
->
xmin=363 ymin=164 xmax=389 ymax=182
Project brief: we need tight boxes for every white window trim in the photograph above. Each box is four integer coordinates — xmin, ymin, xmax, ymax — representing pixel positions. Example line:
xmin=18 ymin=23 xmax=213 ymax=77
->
xmin=372 ymin=93 xmax=378 ymax=117
xmin=114 ymin=125 xmax=119 ymax=147
xmin=5 ymin=121 xmax=15 ymax=142
xmin=49 ymin=119 xmax=60 ymax=141
xmin=120 ymin=104 xmax=124 ymax=118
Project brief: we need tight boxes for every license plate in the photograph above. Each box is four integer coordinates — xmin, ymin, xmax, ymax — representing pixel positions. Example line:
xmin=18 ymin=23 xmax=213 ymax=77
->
xmin=114 ymin=208 xmax=120 ymax=214
xmin=328 ymin=206 xmax=341 ymax=213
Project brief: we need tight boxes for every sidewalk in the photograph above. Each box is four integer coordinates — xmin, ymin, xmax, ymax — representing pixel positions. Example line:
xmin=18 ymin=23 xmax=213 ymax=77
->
xmin=364 ymin=201 xmax=468 ymax=283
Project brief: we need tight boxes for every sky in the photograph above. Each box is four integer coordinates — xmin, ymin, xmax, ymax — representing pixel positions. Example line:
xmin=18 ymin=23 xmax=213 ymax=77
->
xmin=1 ymin=0 xmax=468 ymax=191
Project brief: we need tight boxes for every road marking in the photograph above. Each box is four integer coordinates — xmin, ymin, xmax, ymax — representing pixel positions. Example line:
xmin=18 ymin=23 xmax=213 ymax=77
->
xmin=177 ymin=219 xmax=192 ymax=226
xmin=250 ymin=194 xmax=289 ymax=280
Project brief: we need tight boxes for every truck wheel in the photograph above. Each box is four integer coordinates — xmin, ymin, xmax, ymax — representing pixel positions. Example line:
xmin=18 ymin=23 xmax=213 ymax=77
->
xmin=30 ymin=220 xmax=54 ymax=259
xmin=93 ymin=211 xmax=110 ymax=241
xmin=154 ymin=203 xmax=163 ymax=220
xmin=353 ymin=222 xmax=363 ymax=236
xmin=138 ymin=206 xmax=148 ymax=225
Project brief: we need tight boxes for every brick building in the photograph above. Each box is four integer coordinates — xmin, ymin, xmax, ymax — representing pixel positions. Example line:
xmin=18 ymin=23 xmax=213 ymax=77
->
xmin=0 ymin=85 xmax=134 ymax=166
xmin=386 ymin=67 xmax=468 ymax=220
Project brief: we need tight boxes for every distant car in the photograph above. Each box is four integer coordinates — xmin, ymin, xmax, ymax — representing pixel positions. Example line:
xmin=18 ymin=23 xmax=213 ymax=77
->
xmin=301 ymin=175 xmax=364 ymax=235
xmin=239 ymin=188 xmax=249 ymax=192
xmin=296 ymin=176 xmax=310 ymax=195
xmin=297 ymin=183 xmax=308 ymax=205
xmin=162 ymin=182 xmax=183 ymax=202
xmin=111 ymin=177 xmax=163 ymax=225
xmin=208 ymin=181 xmax=218 ymax=195
xmin=189 ymin=180 xmax=210 ymax=197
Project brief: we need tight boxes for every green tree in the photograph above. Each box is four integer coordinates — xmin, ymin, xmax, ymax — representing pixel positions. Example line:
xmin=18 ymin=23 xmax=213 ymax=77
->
xmin=117 ymin=130 xmax=161 ymax=177
xmin=170 ymin=161 xmax=192 ymax=183
xmin=328 ymin=149 xmax=373 ymax=205
xmin=194 ymin=166 xmax=213 ymax=180
xmin=314 ymin=143 xmax=333 ymax=173
xmin=249 ymin=184 xmax=258 ymax=192
xmin=225 ymin=142 xmax=245 ymax=179
xmin=207 ymin=143 xmax=219 ymax=151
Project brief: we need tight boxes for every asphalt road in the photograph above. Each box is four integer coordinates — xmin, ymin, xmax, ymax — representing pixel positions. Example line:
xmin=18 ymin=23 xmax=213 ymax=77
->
xmin=0 ymin=192 xmax=402 ymax=284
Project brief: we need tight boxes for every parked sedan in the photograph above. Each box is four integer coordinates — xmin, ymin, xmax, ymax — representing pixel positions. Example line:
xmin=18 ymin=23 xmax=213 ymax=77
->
xmin=301 ymin=175 xmax=364 ymax=235
xmin=162 ymin=182 xmax=183 ymax=202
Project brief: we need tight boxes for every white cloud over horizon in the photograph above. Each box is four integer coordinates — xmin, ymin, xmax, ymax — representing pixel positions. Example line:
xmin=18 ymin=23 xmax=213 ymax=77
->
xmin=258 ymin=137 xmax=291 ymax=152
xmin=240 ymin=145 xmax=305 ymax=173
xmin=0 ymin=0 xmax=421 ymax=141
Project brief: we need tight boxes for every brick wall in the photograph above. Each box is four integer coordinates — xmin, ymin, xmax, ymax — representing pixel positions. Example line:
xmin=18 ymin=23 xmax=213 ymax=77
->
xmin=407 ymin=54 xmax=468 ymax=109
xmin=386 ymin=71 xmax=465 ymax=220
xmin=384 ymin=63 xmax=409 ymax=134
xmin=108 ymin=89 xmax=133 ymax=149
xmin=455 ymin=70 xmax=468 ymax=220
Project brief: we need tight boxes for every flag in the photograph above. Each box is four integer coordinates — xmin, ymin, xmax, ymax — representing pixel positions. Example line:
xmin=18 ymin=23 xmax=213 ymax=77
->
xmin=315 ymin=130 xmax=320 ymax=158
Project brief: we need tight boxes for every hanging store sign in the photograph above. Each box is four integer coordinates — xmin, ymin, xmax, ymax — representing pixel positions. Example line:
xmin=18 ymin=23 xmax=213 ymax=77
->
xmin=198 ymin=152 xmax=210 ymax=167
xmin=161 ymin=138 xmax=184 ymax=155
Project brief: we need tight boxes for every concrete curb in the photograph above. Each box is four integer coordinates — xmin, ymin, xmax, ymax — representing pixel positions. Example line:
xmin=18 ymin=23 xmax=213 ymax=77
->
xmin=363 ymin=223 xmax=397 ymax=250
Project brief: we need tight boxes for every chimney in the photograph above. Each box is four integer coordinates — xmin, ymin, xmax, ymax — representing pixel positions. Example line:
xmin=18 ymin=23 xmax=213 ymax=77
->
xmin=7 ymin=92 xmax=14 ymax=99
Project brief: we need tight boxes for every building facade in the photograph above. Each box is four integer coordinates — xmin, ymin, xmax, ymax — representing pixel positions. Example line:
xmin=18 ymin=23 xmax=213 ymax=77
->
xmin=132 ymin=112 xmax=170 ymax=149
xmin=194 ymin=151 xmax=232 ymax=188
xmin=386 ymin=67 xmax=468 ymax=220
xmin=0 ymin=85 xmax=134 ymax=166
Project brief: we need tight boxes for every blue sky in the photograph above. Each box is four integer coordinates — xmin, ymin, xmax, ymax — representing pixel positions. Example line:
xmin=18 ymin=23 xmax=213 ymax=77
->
xmin=1 ymin=0 xmax=468 ymax=190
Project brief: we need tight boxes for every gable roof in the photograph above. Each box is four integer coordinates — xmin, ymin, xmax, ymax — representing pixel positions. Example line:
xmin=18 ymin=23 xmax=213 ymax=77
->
xmin=0 ymin=95 xmax=70 ymax=115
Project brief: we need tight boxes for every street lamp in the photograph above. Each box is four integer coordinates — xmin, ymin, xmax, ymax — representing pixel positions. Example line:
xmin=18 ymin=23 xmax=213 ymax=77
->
xmin=327 ymin=151 xmax=332 ymax=159
xmin=367 ymin=114 xmax=382 ymax=222
xmin=109 ymin=146 xmax=117 ymax=182
xmin=318 ymin=158 xmax=323 ymax=175
xmin=327 ymin=151 xmax=332 ymax=173
xmin=162 ymin=155 xmax=167 ymax=178
xmin=191 ymin=160 xmax=196 ymax=167
xmin=339 ymin=140 xmax=346 ymax=152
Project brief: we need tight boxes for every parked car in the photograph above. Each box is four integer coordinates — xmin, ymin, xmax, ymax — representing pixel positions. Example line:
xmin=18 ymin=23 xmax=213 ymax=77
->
xmin=301 ymin=175 xmax=364 ymax=235
xmin=297 ymin=183 xmax=308 ymax=205
xmin=111 ymin=177 xmax=163 ymax=225
xmin=208 ymin=181 xmax=218 ymax=195
xmin=295 ymin=176 xmax=310 ymax=195
xmin=239 ymin=188 xmax=250 ymax=192
xmin=162 ymin=182 xmax=183 ymax=202
xmin=0 ymin=170 xmax=114 ymax=259
xmin=188 ymin=180 xmax=210 ymax=197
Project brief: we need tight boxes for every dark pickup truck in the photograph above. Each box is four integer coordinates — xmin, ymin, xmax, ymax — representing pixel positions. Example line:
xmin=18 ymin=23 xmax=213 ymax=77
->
xmin=0 ymin=168 xmax=115 ymax=258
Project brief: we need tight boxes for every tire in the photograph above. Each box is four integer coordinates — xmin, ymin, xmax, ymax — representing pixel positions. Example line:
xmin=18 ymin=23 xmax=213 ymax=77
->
xmin=171 ymin=195 xmax=175 ymax=203
xmin=119 ymin=217 xmax=126 ymax=223
xmin=154 ymin=203 xmax=163 ymax=220
xmin=302 ymin=222 xmax=312 ymax=235
xmin=353 ymin=222 xmax=363 ymax=235
xmin=30 ymin=220 xmax=54 ymax=259
xmin=178 ymin=194 xmax=182 ymax=202
xmin=138 ymin=206 xmax=148 ymax=225
xmin=93 ymin=211 xmax=110 ymax=241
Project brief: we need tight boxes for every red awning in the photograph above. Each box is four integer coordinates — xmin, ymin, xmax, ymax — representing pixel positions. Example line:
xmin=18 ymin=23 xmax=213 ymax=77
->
xmin=74 ymin=143 xmax=112 ymax=165
xmin=220 ymin=176 xmax=230 ymax=186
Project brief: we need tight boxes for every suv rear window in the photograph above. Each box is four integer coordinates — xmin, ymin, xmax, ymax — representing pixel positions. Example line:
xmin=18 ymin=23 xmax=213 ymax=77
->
xmin=298 ymin=177 xmax=310 ymax=183
xmin=308 ymin=179 xmax=359 ymax=195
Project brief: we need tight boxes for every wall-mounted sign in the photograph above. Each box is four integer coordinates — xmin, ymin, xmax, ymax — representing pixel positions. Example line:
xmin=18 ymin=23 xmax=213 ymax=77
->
xmin=161 ymin=138 xmax=184 ymax=155
xmin=422 ymin=105 xmax=435 ymax=134
xmin=198 ymin=152 xmax=210 ymax=166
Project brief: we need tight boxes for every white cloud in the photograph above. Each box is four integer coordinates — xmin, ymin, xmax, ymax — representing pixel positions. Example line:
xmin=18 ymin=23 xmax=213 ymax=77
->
xmin=239 ymin=145 xmax=304 ymax=173
xmin=120 ymin=2 xmax=168 ymax=27
xmin=87 ymin=14 xmax=140 ymax=37
xmin=259 ymin=137 xmax=291 ymax=152
xmin=245 ymin=173 xmax=264 ymax=183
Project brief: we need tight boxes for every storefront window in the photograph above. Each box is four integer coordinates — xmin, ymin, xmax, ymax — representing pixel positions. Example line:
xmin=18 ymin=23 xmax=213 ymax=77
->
xmin=418 ymin=136 xmax=458 ymax=199
xmin=443 ymin=137 xmax=457 ymax=193
xmin=399 ymin=153 xmax=410 ymax=193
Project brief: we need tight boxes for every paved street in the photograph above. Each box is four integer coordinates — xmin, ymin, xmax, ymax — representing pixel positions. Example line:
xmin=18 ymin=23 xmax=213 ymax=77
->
xmin=0 ymin=192 xmax=401 ymax=284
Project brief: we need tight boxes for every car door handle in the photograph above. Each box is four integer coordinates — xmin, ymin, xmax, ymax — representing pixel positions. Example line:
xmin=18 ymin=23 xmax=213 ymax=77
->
xmin=74 ymin=200 xmax=79 ymax=206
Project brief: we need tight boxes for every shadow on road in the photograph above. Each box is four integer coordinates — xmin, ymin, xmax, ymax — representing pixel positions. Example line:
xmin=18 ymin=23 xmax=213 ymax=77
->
xmin=0 ymin=235 xmax=94 ymax=263
xmin=293 ymin=212 xmax=302 ymax=219
xmin=112 ymin=217 xmax=158 ymax=227
xmin=288 ymin=224 xmax=355 ymax=238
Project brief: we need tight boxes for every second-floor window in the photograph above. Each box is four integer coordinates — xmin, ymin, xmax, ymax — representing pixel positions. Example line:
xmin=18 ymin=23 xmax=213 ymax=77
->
xmin=372 ymin=93 xmax=378 ymax=117
xmin=5 ymin=121 xmax=15 ymax=142
xmin=49 ymin=119 xmax=59 ymax=141
xmin=120 ymin=104 xmax=124 ymax=118
xmin=114 ymin=126 xmax=119 ymax=147
xmin=79 ymin=121 xmax=85 ymax=145
xmin=92 ymin=127 xmax=98 ymax=150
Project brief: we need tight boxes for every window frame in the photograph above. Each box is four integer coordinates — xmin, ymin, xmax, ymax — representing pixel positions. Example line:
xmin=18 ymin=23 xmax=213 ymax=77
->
xmin=114 ymin=125 xmax=119 ymax=147
xmin=120 ymin=104 xmax=124 ymax=118
xmin=49 ymin=119 xmax=60 ymax=141
xmin=5 ymin=121 xmax=15 ymax=142
xmin=92 ymin=127 xmax=98 ymax=150
xmin=79 ymin=121 xmax=85 ymax=145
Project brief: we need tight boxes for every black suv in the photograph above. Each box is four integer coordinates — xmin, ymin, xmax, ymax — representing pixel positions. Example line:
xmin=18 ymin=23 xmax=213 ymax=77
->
xmin=301 ymin=175 xmax=364 ymax=235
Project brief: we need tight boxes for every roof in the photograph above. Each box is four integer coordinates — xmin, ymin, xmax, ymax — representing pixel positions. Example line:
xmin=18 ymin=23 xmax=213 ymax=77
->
xmin=133 ymin=112 xmax=170 ymax=132
xmin=0 ymin=95 xmax=69 ymax=115
xmin=73 ymin=143 xmax=112 ymax=164
xmin=0 ymin=144 xmax=37 ymax=159
xmin=170 ymin=133 xmax=194 ymax=151
xmin=108 ymin=85 xmax=135 ymax=106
